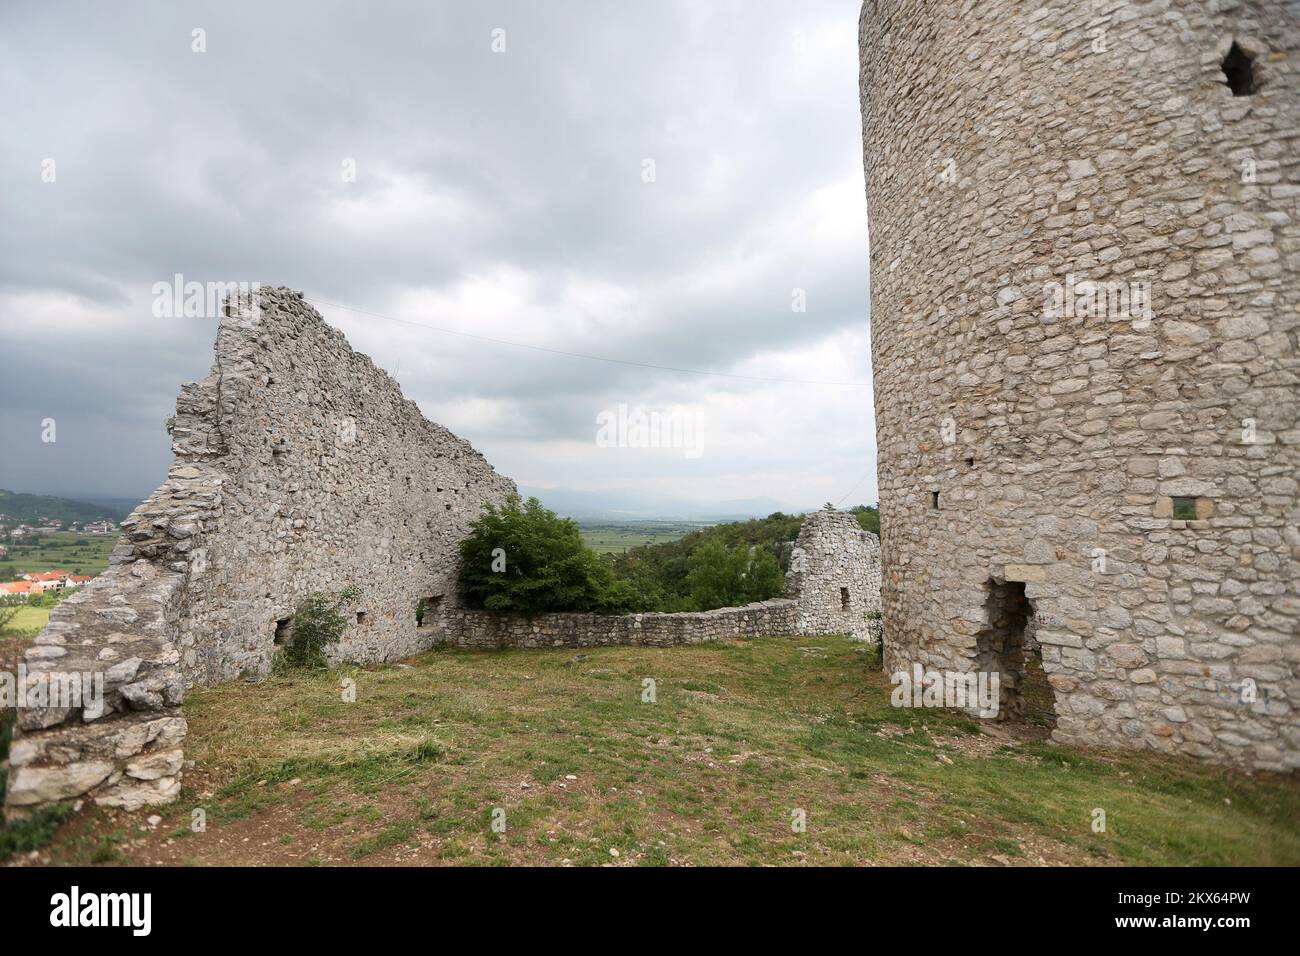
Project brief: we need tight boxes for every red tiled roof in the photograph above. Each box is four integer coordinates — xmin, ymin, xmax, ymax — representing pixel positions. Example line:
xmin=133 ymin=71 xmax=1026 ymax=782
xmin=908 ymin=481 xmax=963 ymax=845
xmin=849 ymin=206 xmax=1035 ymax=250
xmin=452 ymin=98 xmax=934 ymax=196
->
xmin=22 ymin=570 xmax=71 ymax=582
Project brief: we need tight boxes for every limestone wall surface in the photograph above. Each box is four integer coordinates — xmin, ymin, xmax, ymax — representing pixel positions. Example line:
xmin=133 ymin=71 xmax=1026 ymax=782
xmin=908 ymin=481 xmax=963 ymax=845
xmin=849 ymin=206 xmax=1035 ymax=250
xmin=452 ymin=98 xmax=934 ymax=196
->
xmin=5 ymin=288 xmax=516 ymax=815
xmin=787 ymin=510 xmax=882 ymax=641
xmin=149 ymin=288 xmax=517 ymax=684
xmin=860 ymin=1 xmax=1299 ymax=770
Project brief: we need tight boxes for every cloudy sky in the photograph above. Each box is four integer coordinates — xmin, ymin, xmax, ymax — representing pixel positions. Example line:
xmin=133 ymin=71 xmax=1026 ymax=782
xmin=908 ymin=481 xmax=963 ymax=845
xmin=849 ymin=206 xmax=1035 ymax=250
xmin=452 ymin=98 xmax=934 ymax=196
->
xmin=0 ymin=0 xmax=875 ymax=515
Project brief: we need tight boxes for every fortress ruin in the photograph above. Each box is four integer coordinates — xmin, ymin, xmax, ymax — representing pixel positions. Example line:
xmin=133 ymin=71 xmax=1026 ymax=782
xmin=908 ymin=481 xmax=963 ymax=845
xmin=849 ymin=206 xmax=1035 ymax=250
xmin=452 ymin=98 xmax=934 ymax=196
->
xmin=4 ymin=290 xmax=881 ymax=817
xmin=7 ymin=0 xmax=1297 ymax=820
xmin=859 ymin=0 xmax=1298 ymax=770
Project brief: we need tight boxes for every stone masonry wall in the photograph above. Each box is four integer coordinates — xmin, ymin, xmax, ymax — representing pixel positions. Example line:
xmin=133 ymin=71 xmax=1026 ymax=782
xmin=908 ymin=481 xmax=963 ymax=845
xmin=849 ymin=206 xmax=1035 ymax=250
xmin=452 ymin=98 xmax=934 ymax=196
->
xmin=155 ymin=287 xmax=517 ymax=683
xmin=860 ymin=1 xmax=1299 ymax=770
xmin=786 ymin=509 xmax=882 ymax=641
xmin=5 ymin=288 xmax=516 ymax=816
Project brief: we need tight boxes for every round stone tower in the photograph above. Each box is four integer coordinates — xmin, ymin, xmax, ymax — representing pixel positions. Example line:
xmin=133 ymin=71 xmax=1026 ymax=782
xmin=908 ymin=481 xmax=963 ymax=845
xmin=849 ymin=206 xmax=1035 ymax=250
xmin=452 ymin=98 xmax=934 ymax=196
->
xmin=858 ymin=0 xmax=1298 ymax=769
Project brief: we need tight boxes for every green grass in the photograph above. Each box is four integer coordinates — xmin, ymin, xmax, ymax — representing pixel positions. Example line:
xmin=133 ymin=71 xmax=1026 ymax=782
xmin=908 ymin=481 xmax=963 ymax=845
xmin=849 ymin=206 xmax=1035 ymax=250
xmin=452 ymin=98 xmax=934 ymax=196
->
xmin=36 ymin=634 xmax=1296 ymax=867
xmin=0 ymin=605 xmax=51 ymax=637
xmin=0 ymin=803 xmax=74 ymax=859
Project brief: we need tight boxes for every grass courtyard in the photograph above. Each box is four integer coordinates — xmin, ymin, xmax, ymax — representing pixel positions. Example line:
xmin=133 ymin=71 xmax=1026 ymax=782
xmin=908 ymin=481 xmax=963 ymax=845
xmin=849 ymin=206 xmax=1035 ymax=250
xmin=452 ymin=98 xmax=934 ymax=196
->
xmin=9 ymin=634 xmax=1299 ymax=867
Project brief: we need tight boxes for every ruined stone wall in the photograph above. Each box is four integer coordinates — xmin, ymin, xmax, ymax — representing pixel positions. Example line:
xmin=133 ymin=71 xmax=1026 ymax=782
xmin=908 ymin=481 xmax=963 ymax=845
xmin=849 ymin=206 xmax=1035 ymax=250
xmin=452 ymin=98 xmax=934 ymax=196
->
xmin=5 ymin=288 xmax=516 ymax=815
xmin=153 ymin=287 xmax=516 ymax=683
xmin=3 ymin=564 xmax=188 ymax=813
xmin=860 ymin=1 xmax=1299 ymax=770
xmin=786 ymin=509 xmax=882 ymax=641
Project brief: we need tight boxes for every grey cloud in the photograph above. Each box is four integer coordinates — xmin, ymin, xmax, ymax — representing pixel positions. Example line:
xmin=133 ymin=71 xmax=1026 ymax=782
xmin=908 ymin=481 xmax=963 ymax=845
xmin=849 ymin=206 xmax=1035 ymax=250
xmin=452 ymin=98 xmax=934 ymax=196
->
xmin=0 ymin=0 xmax=875 ymax=508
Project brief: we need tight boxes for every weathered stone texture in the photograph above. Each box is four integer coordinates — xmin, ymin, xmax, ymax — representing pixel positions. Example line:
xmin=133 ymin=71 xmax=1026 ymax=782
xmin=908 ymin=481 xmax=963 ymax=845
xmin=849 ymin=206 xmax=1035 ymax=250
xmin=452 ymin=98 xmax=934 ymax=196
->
xmin=149 ymin=288 xmax=517 ymax=683
xmin=5 ymin=288 xmax=516 ymax=816
xmin=786 ymin=509 xmax=882 ymax=641
xmin=860 ymin=1 xmax=1299 ymax=769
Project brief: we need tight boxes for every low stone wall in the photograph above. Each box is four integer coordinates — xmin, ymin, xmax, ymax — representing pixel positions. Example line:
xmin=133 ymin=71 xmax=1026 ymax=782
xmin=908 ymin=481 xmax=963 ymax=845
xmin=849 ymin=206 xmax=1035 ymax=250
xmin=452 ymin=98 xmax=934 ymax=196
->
xmin=432 ymin=599 xmax=800 ymax=650
xmin=3 ymin=561 xmax=187 ymax=813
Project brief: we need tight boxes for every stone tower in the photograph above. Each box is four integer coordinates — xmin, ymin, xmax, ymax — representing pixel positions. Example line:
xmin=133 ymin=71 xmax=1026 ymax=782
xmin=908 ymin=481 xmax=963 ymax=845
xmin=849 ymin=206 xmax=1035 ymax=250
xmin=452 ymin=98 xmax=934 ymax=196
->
xmin=858 ymin=1 xmax=1298 ymax=769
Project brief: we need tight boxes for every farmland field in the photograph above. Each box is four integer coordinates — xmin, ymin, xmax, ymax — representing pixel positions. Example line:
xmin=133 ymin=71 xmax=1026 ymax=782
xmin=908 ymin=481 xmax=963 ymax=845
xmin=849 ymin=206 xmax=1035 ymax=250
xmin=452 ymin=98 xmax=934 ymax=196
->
xmin=578 ymin=520 xmax=712 ymax=554
xmin=0 ymin=531 xmax=116 ymax=578
xmin=0 ymin=605 xmax=51 ymax=637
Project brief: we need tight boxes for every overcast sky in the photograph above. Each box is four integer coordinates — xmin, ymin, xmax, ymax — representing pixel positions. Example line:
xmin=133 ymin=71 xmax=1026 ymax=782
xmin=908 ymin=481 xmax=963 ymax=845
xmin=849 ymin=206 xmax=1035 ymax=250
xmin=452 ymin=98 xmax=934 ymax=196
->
xmin=0 ymin=0 xmax=875 ymax=513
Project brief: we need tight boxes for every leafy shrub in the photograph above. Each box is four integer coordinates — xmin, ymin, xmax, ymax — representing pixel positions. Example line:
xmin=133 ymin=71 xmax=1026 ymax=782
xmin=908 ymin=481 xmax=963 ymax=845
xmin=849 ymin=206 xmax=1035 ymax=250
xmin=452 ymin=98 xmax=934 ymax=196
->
xmin=683 ymin=539 xmax=785 ymax=610
xmin=605 ymin=505 xmax=879 ymax=612
xmin=279 ymin=586 xmax=361 ymax=669
xmin=850 ymin=504 xmax=880 ymax=535
xmin=459 ymin=496 xmax=636 ymax=614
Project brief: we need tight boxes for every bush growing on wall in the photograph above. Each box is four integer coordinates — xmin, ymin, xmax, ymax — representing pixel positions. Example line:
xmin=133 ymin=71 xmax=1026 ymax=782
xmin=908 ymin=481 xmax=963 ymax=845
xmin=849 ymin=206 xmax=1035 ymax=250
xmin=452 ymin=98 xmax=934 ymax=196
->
xmin=459 ymin=496 xmax=636 ymax=614
xmin=280 ymin=586 xmax=361 ymax=669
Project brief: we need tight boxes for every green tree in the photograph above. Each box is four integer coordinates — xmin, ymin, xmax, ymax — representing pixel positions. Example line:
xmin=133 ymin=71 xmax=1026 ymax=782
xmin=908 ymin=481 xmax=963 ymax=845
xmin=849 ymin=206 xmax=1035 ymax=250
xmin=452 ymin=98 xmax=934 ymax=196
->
xmin=850 ymin=504 xmax=881 ymax=535
xmin=684 ymin=540 xmax=785 ymax=611
xmin=459 ymin=496 xmax=635 ymax=614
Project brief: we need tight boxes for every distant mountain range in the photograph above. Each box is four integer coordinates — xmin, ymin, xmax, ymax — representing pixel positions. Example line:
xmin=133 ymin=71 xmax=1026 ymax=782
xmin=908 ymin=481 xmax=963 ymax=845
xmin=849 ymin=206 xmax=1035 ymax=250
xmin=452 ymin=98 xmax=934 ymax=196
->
xmin=0 ymin=485 xmax=862 ymax=527
xmin=0 ymin=489 xmax=132 ymax=524
xmin=518 ymin=485 xmax=819 ymax=521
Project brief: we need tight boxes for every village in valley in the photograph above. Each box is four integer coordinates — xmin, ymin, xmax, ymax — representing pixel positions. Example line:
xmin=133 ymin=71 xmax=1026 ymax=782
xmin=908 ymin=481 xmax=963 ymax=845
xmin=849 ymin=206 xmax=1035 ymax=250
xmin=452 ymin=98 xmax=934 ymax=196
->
xmin=0 ymin=504 xmax=123 ymax=643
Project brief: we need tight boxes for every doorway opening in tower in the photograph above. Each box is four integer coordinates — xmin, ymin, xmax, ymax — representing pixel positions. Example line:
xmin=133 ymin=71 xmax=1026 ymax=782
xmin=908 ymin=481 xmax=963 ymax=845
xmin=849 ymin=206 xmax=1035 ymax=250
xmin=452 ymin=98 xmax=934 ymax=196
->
xmin=975 ymin=579 xmax=1057 ymax=728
